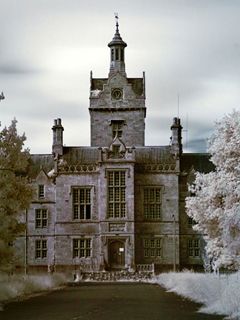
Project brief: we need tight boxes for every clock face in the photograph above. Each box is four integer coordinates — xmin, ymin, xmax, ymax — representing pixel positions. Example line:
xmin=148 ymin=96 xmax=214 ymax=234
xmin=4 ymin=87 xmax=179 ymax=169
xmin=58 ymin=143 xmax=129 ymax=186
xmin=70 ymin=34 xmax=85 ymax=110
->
xmin=111 ymin=88 xmax=123 ymax=100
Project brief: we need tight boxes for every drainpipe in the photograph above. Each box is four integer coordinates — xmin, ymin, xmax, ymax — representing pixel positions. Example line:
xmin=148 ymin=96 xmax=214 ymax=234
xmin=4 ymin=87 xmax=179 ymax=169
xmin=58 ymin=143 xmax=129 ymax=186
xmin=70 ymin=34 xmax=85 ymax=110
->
xmin=24 ymin=209 xmax=28 ymax=275
xmin=172 ymin=214 xmax=176 ymax=272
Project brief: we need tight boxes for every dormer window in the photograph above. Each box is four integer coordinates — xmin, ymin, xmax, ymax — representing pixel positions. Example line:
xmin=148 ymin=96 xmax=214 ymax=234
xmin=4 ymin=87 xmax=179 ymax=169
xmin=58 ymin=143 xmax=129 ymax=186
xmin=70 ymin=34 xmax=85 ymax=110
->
xmin=111 ymin=120 xmax=124 ymax=138
xmin=38 ymin=185 xmax=45 ymax=199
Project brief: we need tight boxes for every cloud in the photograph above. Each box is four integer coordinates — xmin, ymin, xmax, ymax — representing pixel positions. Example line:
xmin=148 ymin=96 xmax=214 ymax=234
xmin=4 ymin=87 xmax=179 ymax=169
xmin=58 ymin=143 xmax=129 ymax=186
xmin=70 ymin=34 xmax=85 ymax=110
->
xmin=0 ymin=63 xmax=42 ymax=75
xmin=0 ymin=0 xmax=240 ymax=153
xmin=186 ymin=138 xmax=207 ymax=153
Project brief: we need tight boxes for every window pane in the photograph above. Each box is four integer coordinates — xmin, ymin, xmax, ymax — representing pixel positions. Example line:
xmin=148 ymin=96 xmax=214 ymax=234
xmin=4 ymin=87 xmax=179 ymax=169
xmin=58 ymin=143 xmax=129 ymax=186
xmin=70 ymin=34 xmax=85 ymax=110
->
xmin=38 ymin=185 xmax=44 ymax=198
xmin=80 ymin=240 xmax=85 ymax=248
xmin=42 ymin=240 xmax=47 ymax=249
xmin=143 ymin=238 xmax=162 ymax=258
xmin=73 ymin=189 xmax=79 ymax=203
xmin=80 ymin=249 xmax=85 ymax=257
xmin=144 ymin=188 xmax=161 ymax=220
xmin=72 ymin=188 xmax=91 ymax=220
xmin=86 ymin=205 xmax=91 ymax=219
xmin=155 ymin=189 xmax=161 ymax=202
xmin=108 ymin=171 xmax=126 ymax=218
xmin=42 ymin=219 xmax=47 ymax=227
xmin=36 ymin=240 xmax=41 ymax=249
xmin=115 ymin=188 xmax=120 ymax=201
xmin=156 ymin=239 xmax=161 ymax=247
xmin=35 ymin=240 xmax=47 ymax=259
xmin=73 ymin=249 xmax=78 ymax=258
xmin=79 ymin=205 xmax=84 ymax=219
xmin=73 ymin=239 xmax=78 ymax=248
xmin=121 ymin=188 xmax=125 ymax=201
xmin=86 ymin=249 xmax=91 ymax=257
xmin=42 ymin=211 xmax=47 ymax=219
xmin=80 ymin=189 xmax=85 ymax=203
xmin=144 ymin=249 xmax=149 ymax=257
xmin=116 ymin=48 xmax=119 ymax=60
xmin=150 ymin=239 xmax=155 ymax=248
xmin=195 ymin=249 xmax=200 ymax=257
xmin=194 ymin=240 xmax=199 ymax=247
xmin=144 ymin=239 xmax=150 ymax=248
xmin=121 ymin=49 xmax=124 ymax=61
xmin=86 ymin=189 xmax=91 ymax=203
xmin=115 ymin=172 xmax=120 ymax=186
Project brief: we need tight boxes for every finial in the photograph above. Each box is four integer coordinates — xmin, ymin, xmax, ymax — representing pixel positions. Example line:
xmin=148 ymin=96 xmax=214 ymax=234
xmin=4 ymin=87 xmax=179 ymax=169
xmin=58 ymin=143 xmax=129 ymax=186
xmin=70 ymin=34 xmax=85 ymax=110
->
xmin=114 ymin=12 xmax=119 ymax=33
xmin=0 ymin=92 xmax=5 ymax=101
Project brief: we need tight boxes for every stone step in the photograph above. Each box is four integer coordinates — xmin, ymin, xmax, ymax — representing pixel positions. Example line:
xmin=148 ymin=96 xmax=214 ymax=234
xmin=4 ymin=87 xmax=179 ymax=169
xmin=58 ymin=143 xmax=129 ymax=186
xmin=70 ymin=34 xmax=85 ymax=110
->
xmin=73 ymin=271 xmax=154 ymax=282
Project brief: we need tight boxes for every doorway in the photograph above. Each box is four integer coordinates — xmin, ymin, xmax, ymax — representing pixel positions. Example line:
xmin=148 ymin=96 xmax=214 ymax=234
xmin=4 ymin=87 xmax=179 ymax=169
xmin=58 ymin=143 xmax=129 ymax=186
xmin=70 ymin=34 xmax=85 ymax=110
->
xmin=108 ymin=240 xmax=125 ymax=270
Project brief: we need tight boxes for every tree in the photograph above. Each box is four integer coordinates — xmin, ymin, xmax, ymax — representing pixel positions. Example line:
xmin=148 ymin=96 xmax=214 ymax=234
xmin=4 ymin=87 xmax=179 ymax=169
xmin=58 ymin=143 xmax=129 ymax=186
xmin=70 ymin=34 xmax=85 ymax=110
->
xmin=0 ymin=119 xmax=32 ymax=272
xmin=186 ymin=110 xmax=240 ymax=271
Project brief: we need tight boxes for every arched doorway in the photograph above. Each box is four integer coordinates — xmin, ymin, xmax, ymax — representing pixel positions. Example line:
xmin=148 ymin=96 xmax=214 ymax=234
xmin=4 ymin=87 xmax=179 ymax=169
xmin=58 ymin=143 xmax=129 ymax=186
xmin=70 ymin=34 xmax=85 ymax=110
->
xmin=108 ymin=240 xmax=125 ymax=270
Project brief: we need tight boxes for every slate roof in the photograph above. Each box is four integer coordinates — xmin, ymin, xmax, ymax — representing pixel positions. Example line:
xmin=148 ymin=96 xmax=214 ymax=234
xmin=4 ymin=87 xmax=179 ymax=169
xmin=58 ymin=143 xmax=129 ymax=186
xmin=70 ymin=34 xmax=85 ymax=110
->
xmin=62 ymin=147 xmax=99 ymax=164
xmin=29 ymin=154 xmax=54 ymax=178
xmin=134 ymin=146 xmax=175 ymax=163
xmin=91 ymin=78 xmax=144 ymax=97
xmin=29 ymin=149 xmax=214 ymax=178
xmin=180 ymin=153 xmax=215 ymax=173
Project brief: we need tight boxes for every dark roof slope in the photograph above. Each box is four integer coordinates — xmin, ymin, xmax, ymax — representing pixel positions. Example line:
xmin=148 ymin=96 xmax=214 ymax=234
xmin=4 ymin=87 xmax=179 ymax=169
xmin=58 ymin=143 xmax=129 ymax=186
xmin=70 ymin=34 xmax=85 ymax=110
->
xmin=135 ymin=146 xmax=175 ymax=163
xmin=91 ymin=78 xmax=108 ymax=91
xmin=29 ymin=154 xmax=54 ymax=178
xmin=91 ymin=77 xmax=144 ymax=97
xmin=181 ymin=153 xmax=215 ymax=173
xmin=63 ymin=147 xmax=99 ymax=164
xmin=127 ymin=78 xmax=144 ymax=96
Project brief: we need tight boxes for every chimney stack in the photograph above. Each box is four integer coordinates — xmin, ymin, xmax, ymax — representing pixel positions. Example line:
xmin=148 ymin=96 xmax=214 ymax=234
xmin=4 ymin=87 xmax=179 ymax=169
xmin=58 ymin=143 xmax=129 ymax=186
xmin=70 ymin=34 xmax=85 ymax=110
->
xmin=52 ymin=118 xmax=64 ymax=157
xmin=170 ymin=117 xmax=182 ymax=157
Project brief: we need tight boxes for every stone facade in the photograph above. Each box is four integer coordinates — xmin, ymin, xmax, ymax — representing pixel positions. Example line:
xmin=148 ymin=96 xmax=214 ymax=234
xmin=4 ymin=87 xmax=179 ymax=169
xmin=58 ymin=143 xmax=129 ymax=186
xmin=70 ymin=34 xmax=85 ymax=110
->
xmin=16 ymin=20 xmax=214 ymax=274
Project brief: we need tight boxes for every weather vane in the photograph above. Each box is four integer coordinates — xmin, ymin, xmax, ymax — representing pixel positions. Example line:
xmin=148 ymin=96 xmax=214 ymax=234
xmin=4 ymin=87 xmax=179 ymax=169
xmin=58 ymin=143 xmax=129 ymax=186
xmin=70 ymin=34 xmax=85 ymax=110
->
xmin=114 ymin=12 xmax=119 ymax=23
xmin=114 ymin=12 xmax=119 ymax=31
xmin=0 ymin=92 xmax=5 ymax=102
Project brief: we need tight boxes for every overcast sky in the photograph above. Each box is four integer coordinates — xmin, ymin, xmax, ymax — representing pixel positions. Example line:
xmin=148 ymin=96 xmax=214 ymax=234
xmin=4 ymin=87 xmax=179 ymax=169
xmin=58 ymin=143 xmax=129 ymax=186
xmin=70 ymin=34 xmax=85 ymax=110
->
xmin=0 ymin=0 xmax=240 ymax=154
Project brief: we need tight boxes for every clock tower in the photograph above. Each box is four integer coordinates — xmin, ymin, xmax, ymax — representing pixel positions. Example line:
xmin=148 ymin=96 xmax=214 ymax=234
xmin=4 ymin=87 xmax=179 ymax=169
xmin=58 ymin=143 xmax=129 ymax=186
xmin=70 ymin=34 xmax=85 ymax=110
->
xmin=89 ymin=16 xmax=146 ymax=148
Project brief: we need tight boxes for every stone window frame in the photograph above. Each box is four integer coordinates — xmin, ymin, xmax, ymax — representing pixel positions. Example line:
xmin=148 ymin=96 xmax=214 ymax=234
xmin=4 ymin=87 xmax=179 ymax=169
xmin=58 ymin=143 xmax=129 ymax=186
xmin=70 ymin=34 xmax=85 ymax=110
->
xmin=72 ymin=238 xmax=92 ymax=258
xmin=35 ymin=239 xmax=47 ymax=259
xmin=72 ymin=186 xmax=92 ymax=220
xmin=143 ymin=186 xmax=162 ymax=220
xmin=143 ymin=237 xmax=162 ymax=258
xmin=188 ymin=238 xmax=200 ymax=258
xmin=38 ymin=184 xmax=45 ymax=199
xmin=106 ymin=169 xmax=126 ymax=219
xmin=110 ymin=120 xmax=125 ymax=139
xmin=35 ymin=208 xmax=48 ymax=228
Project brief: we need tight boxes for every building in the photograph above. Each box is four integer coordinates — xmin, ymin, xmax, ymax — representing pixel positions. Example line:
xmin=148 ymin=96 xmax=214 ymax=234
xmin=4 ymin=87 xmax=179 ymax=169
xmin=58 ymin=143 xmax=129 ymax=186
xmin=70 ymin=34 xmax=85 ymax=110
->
xmin=16 ymin=18 xmax=214 ymax=274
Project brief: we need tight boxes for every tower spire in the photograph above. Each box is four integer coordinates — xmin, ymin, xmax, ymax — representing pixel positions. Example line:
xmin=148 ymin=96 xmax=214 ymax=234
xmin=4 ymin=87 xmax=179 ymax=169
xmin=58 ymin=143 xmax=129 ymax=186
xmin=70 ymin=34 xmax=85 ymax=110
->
xmin=114 ymin=12 xmax=119 ymax=33
xmin=108 ymin=14 xmax=127 ymax=77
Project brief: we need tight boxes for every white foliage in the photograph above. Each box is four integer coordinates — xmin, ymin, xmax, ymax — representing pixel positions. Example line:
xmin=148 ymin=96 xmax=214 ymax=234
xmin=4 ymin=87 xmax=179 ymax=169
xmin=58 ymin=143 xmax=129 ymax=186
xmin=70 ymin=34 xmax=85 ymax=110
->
xmin=0 ymin=273 xmax=67 ymax=306
xmin=186 ymin=110 xmax=240 ymax=270
xmin=156 ymin=271 xmax=240 ymax=319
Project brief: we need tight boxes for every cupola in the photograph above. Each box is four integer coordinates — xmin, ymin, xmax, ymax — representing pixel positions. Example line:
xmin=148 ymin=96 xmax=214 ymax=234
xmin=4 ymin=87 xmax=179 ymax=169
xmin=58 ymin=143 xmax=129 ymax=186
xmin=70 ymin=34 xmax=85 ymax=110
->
xmin=108 ymin=14 xmax=127 ymax=77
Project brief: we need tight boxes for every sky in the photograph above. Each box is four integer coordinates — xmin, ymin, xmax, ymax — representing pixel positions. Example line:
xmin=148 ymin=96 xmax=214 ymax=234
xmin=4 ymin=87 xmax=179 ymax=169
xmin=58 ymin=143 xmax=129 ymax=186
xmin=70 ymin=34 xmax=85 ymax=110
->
xmin=0 ymin=0 xmax=240 ymax=154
